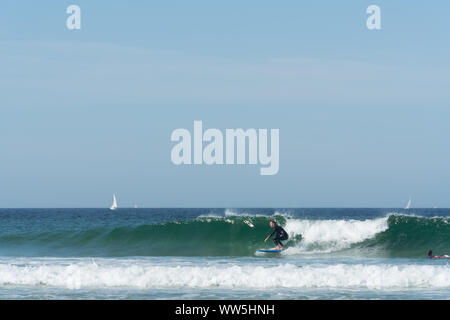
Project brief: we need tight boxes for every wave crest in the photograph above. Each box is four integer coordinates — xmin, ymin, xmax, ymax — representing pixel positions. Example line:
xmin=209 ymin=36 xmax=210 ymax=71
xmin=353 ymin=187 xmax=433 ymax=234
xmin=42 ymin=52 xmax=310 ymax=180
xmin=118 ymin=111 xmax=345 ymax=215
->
xmin=1 ymin=260 xmax=449 ymax=289
xmin=0 ymin=215 xmax=449 ymax=258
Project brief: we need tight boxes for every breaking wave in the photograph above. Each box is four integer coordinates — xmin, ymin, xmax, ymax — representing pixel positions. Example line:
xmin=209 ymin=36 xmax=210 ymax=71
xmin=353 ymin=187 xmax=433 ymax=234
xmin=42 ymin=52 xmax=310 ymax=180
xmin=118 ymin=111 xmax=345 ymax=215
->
xmin=1 ymin=260 xmax=449 ymax=289
xmin=0 ymin=214 xmax=449 ymax=258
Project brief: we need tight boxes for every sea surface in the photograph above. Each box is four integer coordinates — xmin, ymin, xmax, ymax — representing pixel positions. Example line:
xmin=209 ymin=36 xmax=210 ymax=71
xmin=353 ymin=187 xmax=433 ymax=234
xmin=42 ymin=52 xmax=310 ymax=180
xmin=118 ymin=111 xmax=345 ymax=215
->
xmin=0 ymin=208 xmax=449 ymax=299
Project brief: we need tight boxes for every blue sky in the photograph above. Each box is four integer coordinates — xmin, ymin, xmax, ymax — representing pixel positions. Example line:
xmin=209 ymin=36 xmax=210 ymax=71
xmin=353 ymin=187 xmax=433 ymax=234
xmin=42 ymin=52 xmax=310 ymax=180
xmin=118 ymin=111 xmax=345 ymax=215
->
xmin=0 ymin=1 xmax=449 ymax=207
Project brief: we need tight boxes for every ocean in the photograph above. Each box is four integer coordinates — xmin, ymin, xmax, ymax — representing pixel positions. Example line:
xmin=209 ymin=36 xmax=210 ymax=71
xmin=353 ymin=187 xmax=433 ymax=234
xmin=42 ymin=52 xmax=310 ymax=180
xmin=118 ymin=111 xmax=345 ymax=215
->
xmin=0 ymin=208 xmax=449 ymax=299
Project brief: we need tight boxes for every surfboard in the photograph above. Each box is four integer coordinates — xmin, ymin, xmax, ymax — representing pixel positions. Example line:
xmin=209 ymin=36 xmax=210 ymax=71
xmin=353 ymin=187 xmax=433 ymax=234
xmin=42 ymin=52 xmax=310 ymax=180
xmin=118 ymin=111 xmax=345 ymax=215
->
xmin=256 ymin=249 xmax=284 ymax=253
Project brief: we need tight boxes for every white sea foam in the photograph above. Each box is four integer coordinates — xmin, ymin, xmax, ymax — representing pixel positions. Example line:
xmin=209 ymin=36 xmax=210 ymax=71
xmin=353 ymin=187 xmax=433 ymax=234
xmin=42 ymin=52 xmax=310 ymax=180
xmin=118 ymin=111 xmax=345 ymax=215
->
xmin=0 ymin=261 xmax=449 ymax=290
xmin=243 ymin=220 xmax=254 ymax=228
xmin=224 ymin=209 xmax=292 ymax=218
xmin=224 ymin=209 xmax=258 ymax=217
xmin=284 ymin=217 xmax=389 ymax=254
xmin=198 ymin=209 xmax=261 ymax=218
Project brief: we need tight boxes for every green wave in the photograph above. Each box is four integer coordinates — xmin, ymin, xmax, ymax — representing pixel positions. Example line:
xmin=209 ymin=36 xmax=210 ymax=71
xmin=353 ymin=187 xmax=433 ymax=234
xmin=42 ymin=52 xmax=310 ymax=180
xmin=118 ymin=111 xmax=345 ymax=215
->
xmin=356 ymin=215 xmax=450 ymax=257
xmin=0 ymin=214 xmax=449 ymax=257
xmin=0 ymin=216 xmax=297 ymax=257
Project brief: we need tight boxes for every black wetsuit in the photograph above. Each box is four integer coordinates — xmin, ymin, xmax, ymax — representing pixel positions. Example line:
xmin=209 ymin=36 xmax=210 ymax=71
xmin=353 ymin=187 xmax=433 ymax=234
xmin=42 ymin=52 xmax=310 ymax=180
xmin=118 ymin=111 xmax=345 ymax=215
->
xmin=268 ymin=225 xmax=289 ymax=247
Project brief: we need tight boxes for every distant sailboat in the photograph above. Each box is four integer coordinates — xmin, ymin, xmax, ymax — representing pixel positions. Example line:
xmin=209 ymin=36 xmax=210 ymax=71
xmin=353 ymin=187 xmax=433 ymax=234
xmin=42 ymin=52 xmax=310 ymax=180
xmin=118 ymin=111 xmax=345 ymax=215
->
xmin=110 ymin=194 xmax=118 ymax=211
xmin=405 ymin=196 xmax=412 ymax=210
xmin=134 ymin=204 xmax=138 ymax=209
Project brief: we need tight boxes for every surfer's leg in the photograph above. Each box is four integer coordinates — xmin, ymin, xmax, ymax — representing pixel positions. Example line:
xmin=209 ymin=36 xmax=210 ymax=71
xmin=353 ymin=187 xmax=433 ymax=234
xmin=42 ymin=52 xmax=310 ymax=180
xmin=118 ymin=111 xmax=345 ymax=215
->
xmin=279 ymin=235 xmax=287 ymax=249
xmin=273 ymin=238 xmax=281 ymax=249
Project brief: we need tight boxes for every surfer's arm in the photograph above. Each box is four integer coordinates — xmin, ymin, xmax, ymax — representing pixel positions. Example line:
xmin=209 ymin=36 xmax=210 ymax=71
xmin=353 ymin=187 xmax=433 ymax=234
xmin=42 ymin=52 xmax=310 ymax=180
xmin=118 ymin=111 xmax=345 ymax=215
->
xmin=264 ymin=230 xmax=275 ymax=242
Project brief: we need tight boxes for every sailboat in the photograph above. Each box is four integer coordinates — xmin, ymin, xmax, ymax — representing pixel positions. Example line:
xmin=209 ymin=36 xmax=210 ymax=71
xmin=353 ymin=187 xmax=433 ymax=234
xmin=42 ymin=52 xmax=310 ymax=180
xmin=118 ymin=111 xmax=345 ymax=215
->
xmin=405 ymin=196 xmax=411 ymax=210
xmin=110 ymin=194 xmax=118 ymax=211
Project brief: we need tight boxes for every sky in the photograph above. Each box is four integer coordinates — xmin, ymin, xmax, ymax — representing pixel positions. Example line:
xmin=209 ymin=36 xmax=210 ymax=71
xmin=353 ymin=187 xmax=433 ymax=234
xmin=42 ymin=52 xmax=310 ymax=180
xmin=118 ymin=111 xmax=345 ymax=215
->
xmin=0 ymin=1 xmax=449 ymax=208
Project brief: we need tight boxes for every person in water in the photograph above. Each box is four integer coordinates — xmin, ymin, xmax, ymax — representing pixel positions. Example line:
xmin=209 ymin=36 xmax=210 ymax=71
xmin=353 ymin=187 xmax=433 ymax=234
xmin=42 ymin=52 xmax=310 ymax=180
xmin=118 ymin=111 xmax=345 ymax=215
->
xmin=264 ymin=220 xmax=289 ymax=250
xmin=427 ymin=250 xmax=450 ymax=259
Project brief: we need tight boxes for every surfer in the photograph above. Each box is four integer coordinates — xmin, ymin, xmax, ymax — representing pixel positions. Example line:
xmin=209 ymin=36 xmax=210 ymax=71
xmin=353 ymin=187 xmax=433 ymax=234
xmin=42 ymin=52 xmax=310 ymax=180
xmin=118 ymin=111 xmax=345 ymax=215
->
xmin=264 ymin=220 xmax=289 ymax=250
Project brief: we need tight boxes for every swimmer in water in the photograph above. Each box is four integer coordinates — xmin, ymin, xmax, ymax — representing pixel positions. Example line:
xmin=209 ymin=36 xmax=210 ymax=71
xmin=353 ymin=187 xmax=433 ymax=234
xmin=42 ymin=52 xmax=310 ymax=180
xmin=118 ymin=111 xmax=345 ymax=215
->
xmin=427 ymin=250 xmax=450 ymax=259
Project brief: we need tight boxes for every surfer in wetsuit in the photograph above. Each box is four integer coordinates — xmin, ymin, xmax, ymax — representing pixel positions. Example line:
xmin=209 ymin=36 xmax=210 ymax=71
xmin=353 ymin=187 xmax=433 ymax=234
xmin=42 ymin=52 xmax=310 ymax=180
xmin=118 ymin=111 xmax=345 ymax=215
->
xmin=264 ymin=220 xmax=289 ymax=250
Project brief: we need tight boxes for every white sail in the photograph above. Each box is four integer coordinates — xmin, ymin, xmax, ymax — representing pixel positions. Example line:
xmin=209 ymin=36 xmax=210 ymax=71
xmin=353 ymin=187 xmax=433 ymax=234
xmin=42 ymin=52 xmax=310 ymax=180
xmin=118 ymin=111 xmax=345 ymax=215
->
xmin=405 ymin=196 xmax=411 ymax=210
xmin=110 ymin=194 xmax=118 ymax=210
xmin=134 ymin=204 xmax=138 ymax=209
